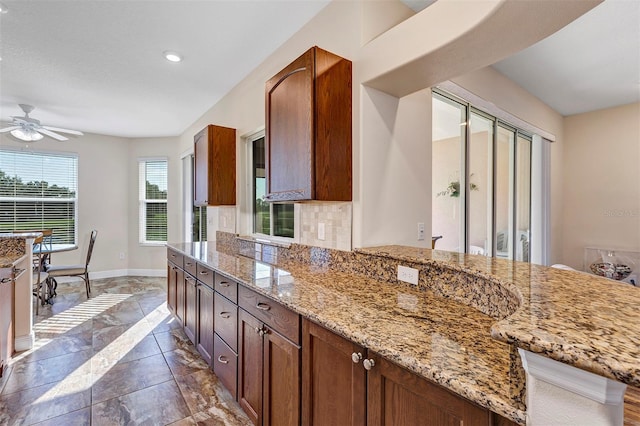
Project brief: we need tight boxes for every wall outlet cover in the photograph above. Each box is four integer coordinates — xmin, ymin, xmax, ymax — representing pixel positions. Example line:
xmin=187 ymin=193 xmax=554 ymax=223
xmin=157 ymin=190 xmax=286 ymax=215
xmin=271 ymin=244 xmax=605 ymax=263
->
xmin=397 ymin=265 xmax=419 ymax=285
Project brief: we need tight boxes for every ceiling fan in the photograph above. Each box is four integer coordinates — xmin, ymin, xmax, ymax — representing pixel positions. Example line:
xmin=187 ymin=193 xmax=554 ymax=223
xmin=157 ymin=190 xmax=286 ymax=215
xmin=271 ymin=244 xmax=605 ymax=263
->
xmin=0 ymin=104 xmax=83 ymax=142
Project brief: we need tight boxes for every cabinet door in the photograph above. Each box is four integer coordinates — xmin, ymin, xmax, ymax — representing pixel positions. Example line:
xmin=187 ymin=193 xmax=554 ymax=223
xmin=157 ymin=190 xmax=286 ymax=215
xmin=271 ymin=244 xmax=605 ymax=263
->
xmin=176 ymin=268 xmax=185 ymax=324
xmin=302 ymin=319 xmax=366 ymax=426
xmin=167 ymin=263 xmax=177 ymax=314
xmin=265 ymin=48 xmax=314 ymax=201
xmin=196 ymin=283 xmax=214 ymax=366
xmin=367 ymin=353 xmax=489 ymax=426
xmin=194 ymin=127 xmax=209 ymax=206
xmin=238 ymin=309 xmax=264 ymax=426
xmin=263 ymin=326 xmax=301 ymax=426
xmin=184 ymin=274 xmax=198 ymax=344
xmin=194 ymin=125 xmax=236 ymax=206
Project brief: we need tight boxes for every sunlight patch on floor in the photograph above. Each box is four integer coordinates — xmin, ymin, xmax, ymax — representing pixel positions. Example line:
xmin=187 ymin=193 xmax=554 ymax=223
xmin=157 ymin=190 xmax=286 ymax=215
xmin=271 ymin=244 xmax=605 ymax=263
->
xmin=31 ymin=302 xmax=171 ymax=404
xmin=11 ymin=294 xmax=132 ymax=364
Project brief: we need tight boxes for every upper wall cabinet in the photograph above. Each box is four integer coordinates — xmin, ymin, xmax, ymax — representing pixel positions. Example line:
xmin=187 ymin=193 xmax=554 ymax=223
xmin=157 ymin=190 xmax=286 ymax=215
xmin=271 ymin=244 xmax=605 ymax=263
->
xmin=265 ymin=46 xmax=352 ymax=202
xmin=194 ymin=125 xmax=236 ymax=206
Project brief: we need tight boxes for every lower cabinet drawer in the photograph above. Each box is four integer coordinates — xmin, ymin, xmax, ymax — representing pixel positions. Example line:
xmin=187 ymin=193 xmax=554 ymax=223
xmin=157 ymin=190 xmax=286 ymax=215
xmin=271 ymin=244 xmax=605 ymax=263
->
xmin=214 ymin=292 xmax=238 ymax=352
xmin=238 ymin=285 xmax=300 ymax=344
xmin=213 ymin=333 xmax=238 ymax=399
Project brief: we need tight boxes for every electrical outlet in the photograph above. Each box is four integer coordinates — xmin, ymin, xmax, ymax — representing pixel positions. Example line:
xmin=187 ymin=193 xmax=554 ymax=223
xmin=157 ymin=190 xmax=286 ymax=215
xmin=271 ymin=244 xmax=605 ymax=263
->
xmin=119 ymin=252 xmax=125 ymax=260
xmin=397 ymin=265 xmax=419 ymax=285
xmin=318 ymin=222 xmax=325 ymax=240
xmin=417 ymin=222 xmax=425 ymax=241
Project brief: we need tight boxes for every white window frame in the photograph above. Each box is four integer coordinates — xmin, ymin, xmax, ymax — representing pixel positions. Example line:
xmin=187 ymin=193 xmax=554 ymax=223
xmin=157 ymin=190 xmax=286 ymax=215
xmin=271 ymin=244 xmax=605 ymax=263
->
xmin=242 ymin=129 xmax=296 ymax=243
xmin=0 ymin=147 xmax=78 ymax=245
xmin=138 ymin=157 xmax=168 ymax=245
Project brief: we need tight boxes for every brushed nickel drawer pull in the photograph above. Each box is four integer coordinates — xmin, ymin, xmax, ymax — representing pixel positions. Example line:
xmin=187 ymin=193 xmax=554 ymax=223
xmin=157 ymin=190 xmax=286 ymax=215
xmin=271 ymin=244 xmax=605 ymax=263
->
xmin=219 ymin=312 xmax=231 ymax=319
xmin=170 ymin=254 xmax=176 ymax=258
xmin=256 ymin=302 xmax=270 ymax=311
xmin=219 ymin=281 xmax=230 ymax=287
xmin=199 ymin=270 xmax=209 ymax=276
xmin=217 ymin=355 xmax=229 ymax=364
xmin=186 ymin=262 xmax=192 ymax=266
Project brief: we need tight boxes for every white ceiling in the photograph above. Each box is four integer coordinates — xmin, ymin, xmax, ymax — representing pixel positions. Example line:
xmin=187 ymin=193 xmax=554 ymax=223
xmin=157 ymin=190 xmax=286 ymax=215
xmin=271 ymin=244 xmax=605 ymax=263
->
xmin=1 ymin=0 xmax=638 ymax=141
xmin=0 ymin=0 xmax=329 ymax=138
xmin=492 ymin=0 xmax=640 ymax=116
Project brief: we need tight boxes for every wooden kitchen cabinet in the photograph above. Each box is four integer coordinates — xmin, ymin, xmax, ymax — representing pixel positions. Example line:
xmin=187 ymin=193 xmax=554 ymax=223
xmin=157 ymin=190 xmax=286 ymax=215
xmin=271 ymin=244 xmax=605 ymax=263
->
xmin=367 ymin=353 xmax=489 ymax=426
xmin=196 ymin=281 xmax=214 ymax=366
xmin=194 ymin=124 xmax=236 ymax=206
xmin=302 ymin=319 xmax=366 ymax=426
xmin=265 ymin=46 xmax=352 ymax=202
xmin=184 ymin=274 xmax=198 ymax=344
xmin=304 ymin=319 xmax=510 ymax=426
xmin=238 ymin=297 xmax=301 ymax=426
xmin=167 ymin=248 xmax=184 ymax=316
xmin=175 ymin=267 xmax=186 ymax=325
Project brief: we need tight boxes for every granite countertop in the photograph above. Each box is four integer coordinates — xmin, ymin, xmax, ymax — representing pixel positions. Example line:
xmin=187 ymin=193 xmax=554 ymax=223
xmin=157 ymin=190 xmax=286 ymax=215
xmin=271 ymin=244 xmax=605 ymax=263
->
xmin=0 ymin=233 xmax=38 ymax=268
xmin=356 ymin=245 xmax=640 ymax=387
xmin=169 ymin=241 xmax=525 ymax=423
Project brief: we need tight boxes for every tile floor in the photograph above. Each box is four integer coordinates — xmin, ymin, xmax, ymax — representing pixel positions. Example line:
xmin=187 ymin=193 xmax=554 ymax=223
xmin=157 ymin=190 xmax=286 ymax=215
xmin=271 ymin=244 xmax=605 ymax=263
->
xmin=0 ymin=276 xmax=251 ymax=426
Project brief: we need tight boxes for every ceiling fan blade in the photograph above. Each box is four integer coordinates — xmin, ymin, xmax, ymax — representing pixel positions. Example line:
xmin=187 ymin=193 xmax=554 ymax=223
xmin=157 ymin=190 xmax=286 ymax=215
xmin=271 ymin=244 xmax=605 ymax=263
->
xmin=41 ymin=125 xmax=83 ymax=136
xmin=0 ymin=126 xmax=21 ymax=133
xmin=37 ymin=128 xmax=68 ymax=141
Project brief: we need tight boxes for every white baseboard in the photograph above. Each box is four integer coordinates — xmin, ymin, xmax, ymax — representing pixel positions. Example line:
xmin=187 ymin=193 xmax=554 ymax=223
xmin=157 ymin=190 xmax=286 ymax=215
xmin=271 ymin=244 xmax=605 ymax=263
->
xmin=54 ymin=269 xmax=166 ymax=283
xmin=14 ymin=332 xmax=35 ymax=351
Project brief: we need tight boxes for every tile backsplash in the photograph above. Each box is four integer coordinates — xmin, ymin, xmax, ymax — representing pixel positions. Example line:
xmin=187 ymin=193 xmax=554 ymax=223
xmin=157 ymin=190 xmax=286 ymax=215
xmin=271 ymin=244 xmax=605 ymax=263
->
xmin=297 ymin=202 xmax=352 ymax=251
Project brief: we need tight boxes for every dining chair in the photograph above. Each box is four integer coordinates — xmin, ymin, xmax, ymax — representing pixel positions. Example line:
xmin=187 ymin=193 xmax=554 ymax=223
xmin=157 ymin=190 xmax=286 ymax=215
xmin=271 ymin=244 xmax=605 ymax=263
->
xmin=46 ymin=230 xmax=98 ymax=299
xmin=32 ymin=235 xmax=49 ymax=315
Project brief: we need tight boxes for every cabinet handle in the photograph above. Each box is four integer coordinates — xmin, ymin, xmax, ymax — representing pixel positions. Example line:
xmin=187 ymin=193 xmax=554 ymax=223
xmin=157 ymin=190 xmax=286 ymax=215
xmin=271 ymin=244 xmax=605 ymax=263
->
xmin=170 ymin=254 xmax=176 ymax=258
xmin=219 ymin=281 xmax=230 ymax=287
xmin=256 ymin=302 xmax=271 ymax=311
xmin=199 ymin=270 xmax=209 ymax=276
xmin=255 ymin=326 xmax=267 ymax=336
xmin=219 ymin=312 xmax=231 ymax=319
xmin=217 ymin=355 xmax=229 ymax=364
xmin=351 ymin=352 xmax=362 ymax=364
xmin=363 ymin=359 xmax=375 ymax=371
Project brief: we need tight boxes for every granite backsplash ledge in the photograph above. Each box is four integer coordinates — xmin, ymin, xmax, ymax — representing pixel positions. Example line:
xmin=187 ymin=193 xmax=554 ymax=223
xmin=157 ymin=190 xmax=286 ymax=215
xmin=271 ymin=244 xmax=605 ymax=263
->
xmin=217 ymin=231 xmax=520 ymax=320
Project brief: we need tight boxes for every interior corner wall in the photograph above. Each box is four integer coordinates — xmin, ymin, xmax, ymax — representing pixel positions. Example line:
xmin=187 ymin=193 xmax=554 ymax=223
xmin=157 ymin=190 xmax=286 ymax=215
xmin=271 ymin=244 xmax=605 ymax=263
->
xmin=127 ymin=136 xmax=182 ymax=271
xmin=359 ymin=87 xmax=432 ymax=248
xmin=0 ymin=132 xmax=130 ymax=273
xmin=562 ymin=102 xmax=640 ymax=269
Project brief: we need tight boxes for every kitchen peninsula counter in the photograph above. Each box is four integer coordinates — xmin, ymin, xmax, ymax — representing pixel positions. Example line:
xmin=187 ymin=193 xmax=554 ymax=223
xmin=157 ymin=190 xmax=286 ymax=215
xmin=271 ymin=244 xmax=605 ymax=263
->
xmin=168 ymin=240 xmax=639 ymax=424
xmin=169 ymin=241 xmax=525 ymax=423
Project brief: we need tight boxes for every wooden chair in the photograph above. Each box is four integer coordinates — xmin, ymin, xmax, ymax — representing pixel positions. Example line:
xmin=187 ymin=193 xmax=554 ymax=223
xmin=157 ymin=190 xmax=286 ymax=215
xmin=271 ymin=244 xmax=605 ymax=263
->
xmin=46 ymin=230 xmax=97 ymax=299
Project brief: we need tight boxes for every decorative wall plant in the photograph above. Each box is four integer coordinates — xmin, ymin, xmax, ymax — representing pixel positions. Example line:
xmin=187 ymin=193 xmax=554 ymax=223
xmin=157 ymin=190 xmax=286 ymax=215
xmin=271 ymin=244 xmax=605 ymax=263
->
xmin=437 ymin=175 xmax=478 ymax=198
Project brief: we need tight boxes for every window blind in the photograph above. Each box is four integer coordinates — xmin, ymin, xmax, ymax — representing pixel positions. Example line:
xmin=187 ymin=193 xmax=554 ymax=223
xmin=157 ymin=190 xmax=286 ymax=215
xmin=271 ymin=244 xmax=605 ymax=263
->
xmin=139 ymin=159 xmax=167 ymax=244
xmin=0 ymin=149 xmax=78 ymax=244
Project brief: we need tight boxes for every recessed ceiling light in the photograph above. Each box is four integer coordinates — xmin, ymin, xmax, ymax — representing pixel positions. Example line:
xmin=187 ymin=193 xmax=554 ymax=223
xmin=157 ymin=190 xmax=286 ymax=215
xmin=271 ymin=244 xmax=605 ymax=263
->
xmin=164 ymin=51 xmax=182 ymax=63
xmin=0 ymin=2 xmax=8 ymax=13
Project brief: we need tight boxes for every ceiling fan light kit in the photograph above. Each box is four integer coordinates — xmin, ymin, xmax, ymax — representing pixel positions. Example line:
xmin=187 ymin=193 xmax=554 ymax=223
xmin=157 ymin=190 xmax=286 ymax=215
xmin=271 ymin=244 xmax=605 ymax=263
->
xmin=0 ymin=104 xmax=83 ymax=142
xmin=10 ymin=128 xmax=43 ymax=141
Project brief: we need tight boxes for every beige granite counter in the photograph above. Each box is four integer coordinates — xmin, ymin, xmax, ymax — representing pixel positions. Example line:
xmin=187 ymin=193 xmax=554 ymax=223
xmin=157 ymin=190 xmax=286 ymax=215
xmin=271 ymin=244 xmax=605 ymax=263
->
xmin=356 ymin=246 xmax=640 ymax=388
xmin=0 ymin=233 xmax=38 ymax=268
xmin=169 ymin=241 xmax=526 ymax=423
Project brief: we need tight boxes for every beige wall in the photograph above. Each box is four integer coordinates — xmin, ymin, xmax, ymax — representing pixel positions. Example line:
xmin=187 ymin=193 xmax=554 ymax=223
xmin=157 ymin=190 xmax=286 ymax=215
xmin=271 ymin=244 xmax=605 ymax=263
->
xmin=0 ymin=133 xmax=129 ymax=272
xmin=0 ymin=132 xmax=179 ymax=274
xmin=127 ymin=136 xmax=182 ymax=271
xmin=562 ymin=102 xmax=640 ymax=269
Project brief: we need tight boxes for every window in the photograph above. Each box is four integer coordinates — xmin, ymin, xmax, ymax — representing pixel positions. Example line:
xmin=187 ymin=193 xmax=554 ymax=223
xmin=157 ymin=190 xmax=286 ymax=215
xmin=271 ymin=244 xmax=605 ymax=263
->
xmin=250 ymin=134 xmax=294 ymax=238
xmin=182 ymin=154 xmax=207 ymax=242
xmin=432 ymin=90 xmax=532 ymax=261
xmin=0 ymin=149 xmax=78 ymax=244
xmin=139 ymin=159 xmax=167 ymax=244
